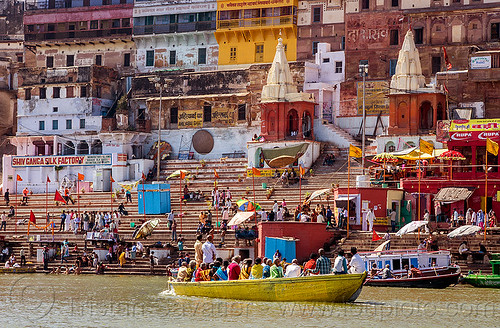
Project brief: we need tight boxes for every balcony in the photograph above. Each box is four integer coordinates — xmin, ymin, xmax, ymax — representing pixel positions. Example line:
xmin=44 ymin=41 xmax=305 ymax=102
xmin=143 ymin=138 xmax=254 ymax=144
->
xmin=217 ymin=15 xmax=297 ymax=30
xmin=25 ymin=27 xmax=132 ymax=43
xmin=133 ymin=21 xmax=216 ymax=36
xmin=26 ymin=0 xmax=134 ymax=11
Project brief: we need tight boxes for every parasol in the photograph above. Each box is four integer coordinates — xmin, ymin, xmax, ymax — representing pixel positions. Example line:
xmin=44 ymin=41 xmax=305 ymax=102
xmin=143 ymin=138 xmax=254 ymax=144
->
xmin=166 ymin=170 xmax=190 ymax=180
xmin=132 ymin=218 xmax=161 ymax=239
xmin=236 ymin=199 xmax=262 ymax=211
xmin=438 ymin=150 xmax=466 ymax=161
xmin=304 ymin=188 xmax=331 ymax=204
xmin=372 ymin=153 xmax=399 ymax=163
xmin=374 ymin=239 xmax=391 ymax=252
xmin=396 ymin=220 xmax=428 ymax=237
xmin=228 ymin=211 xmax=255 ymax=227
xmin=267 ymin=155 xmax=296 ymax=168
xmin=447 ymin=225 xmax=482 ymax=238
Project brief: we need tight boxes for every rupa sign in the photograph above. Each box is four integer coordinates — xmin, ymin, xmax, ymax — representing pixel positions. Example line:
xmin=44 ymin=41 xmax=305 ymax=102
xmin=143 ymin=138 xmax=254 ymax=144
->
xmin=470 ymin=55 xmax=491 ymax=69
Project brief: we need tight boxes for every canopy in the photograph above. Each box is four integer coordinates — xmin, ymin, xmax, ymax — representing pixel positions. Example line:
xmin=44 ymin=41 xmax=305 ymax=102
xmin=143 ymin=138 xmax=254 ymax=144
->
xmin=396 ymin=221 xmax=428 ymax=237
xmin=132 ymin=218 xmax=161 ymax=240
xmin=373 ymin=153 xmax=398 ymax=163
xmin=166 ymin=170 xmax=190 ymax=180
xmin=434 ymin=187 xmax=474 ymax=203
xmin=448 ymin=225 xmax=482 ymax=238
xmin=438 ymin=150 xmax=466 ymax=161
xmin=267 ymin=155 xmax=297 ymax=168
xmin=262 ymin=143 xmax=309 ymax=168
xmin=395 ymin=148 xmax=447 ymax=160
xmin=304 ymin=188 xmax=330 ymax=204
xmin=374 ymin=240 xmax=391 ymax=252
xmin=236 ymin=199 xmax=261 ymax=211
xmin=336 ymin=195 xmax=357 ymax=201
xmin=228 ymin=211 xmax=255 ymax=226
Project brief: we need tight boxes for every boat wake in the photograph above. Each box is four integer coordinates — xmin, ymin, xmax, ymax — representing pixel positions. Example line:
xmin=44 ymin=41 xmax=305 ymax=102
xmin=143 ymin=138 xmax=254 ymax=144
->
xmin=159 ymin=289 xmax=176 ymax=297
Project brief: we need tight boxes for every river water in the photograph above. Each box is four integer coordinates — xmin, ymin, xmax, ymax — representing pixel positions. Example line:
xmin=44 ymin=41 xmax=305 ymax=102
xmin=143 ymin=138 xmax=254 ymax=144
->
xmin=0 ymin=274 xmax=498 ymax=328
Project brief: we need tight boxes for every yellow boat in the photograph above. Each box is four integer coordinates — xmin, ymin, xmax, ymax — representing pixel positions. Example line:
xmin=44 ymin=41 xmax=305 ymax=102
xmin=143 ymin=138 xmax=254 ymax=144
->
xmin=169 ymin=272 xmax=367 ymax=303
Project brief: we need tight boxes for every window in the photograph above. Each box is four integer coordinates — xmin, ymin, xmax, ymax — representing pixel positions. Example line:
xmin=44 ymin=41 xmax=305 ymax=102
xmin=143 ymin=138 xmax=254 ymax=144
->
xmin=53 ymin=87 xmax=60 ymax=98
xmin=238 ymin=104 xmax=246 ymax=121
xmin=81 ymin=86 xmax=88 ymax=97
xmin=40 ymin=87 xmax=46 ymax=99
xmin=390 ymin=29 xmax=399 ymax=45
xmin=53 ymin=107 xmax=58 ymax=112
xmin=390 ymin=59 xmax=398 ymax=76
xmin=169 ymin=50 xmax=176 ymax=65
xmin=335 ymin=61 xmax=343 ymax=73
xmin=95 ymin=86 xmax=102 ymax=98
xmin=341 ymin=36 xmax=345 ymax=50
xmin=362 ymin=0 xmax=369 ymax=9
xmin=392 ymin=0 xmax=399 ymax=6
xmin=66 ymin=119 xmax=72 ymax=129
xmin=124 ymin=53 xmax=130 ymax=67
xmin=323 ymin=58 xmax=330 ymax=63
xmin=90 ymin=20 xmax=98 ymax=29
xmin=80 ymin=119 xmax=85 ymax=129
xmin=312 ymin=7 xmax=321 ymax=23
xmin=25 ymin=88 xmax=31 ymax=100
xmin=146 ymin=50 xmax=154 ymax=67
xmin=255 ymin=44 xmax=264 ymax=62
xmin=66 ymin=86 xmax=74 ymax=98
xmin=46 ymin=56 xmax=54 ymax=68
xmin=66 ymin=55 xmax=74 ymax=66
xmin=414 ymin=27 xmax=424 ymax=44
xmin=198 ymin=48 xmax=207 ymax=65
xmin=170 ymin=107 xmax=178 ymax=124
xmin=230 ymin=47 xmax=237 ymax=62
xmin=360 ymin=59 xmax=368 ymax=66
xmin=112 ymin=19 xmax=120 ymax=28
xmin=492 ymin=23 xmax=500 ymax=40
xmin=203 ymin=104 xmax=212 ymax=122
xmin=145 ymin=16 xmax=154 ymax=26
xmin=312 ymin=41 xmax=319 ymax=55
xmin=39 ymin=121 xmax=45 ymax=131
xmin=122 ymin=18 xmax=130 ymax=27
xmin=431 ymin=56 xmax=441 ymax=74
xmin=95 ymin=54 xmax=102 ymax=66
xmin=17 ymin=54 xmax=23 ymax=63
xmin=52 ymin=120 xmax=58 ymax=130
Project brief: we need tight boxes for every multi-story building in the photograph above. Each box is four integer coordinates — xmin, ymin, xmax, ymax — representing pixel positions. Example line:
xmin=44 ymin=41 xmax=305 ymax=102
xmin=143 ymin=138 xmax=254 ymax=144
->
xmin=23 ymin=0 xmax=135 ymax=74
xmin=133 ymin=0 xmax=218 ymax=72
xmin=215 ymin=0 xmax=298 ymax=66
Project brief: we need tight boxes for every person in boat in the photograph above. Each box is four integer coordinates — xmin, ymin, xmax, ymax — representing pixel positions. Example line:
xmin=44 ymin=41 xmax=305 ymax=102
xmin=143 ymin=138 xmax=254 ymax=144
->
xmin=250 ymin=257 xmax=264 ymax=279
xmin=228 ymin=256 xmax=241 ymax=280
xmin=194 ymin=235 xmax=203 ymax=267
xmin=381 ymin=264 xmax=394 ymax=279
xmin=239 ymin=258 xmax=253 ymax=279
xmin=333 ymin=250 xmax=348 ymax=275
xmin=186 ymin=261 xmax=196 ymax=282
xmin=409 ymin=265 xmax=422 ymax=278
xmin=348 ymin=247 xmax=365 ymax=274
xmin=285 ymin=259 xmax=301 ymax=278
xmin=215 ymin=260 xmax=229 ymax=281
xmin=270 ymin=258 xmax=284 ymax=278
xmin=177 ymin=262 xmax=188 ymax=282
xmin=209 ymin=261 xmax=221 ymax=280
xmin=308 ymin=248 xmax=330 ymax=275
xmin=194 ymin=263 xmax=211 ymax=281
xmin=370 ymin=263 xmax=379 ymax=277
xmin=262 ymin=258 xmax=272 ymax=278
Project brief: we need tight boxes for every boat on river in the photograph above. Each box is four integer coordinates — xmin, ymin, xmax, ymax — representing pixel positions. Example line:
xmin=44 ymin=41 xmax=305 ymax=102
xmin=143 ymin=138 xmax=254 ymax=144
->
xmin=0 ymin=267 xmax=36 ymax=274
xmin=462 ymin=253 xmax=500 ymax=288
xmin=170 ymin=272 xmax=367 ymax=303
xmin=365 ymin=267 xmax=460 ymax=288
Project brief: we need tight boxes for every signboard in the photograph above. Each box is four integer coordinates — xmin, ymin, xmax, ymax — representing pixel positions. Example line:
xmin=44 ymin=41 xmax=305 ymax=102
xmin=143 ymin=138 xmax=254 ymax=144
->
xmin=470 ymin=55 xmax=491 ymax=69
xmin=439 ymin=119 xmax=500 ymax=142
xmin=12 ymin=154 xmax=112 ymax=167
xmin=212 ymin=107 xmax=235 ymax=125
xmin=133 ymin=2 xmax=216 ymax=16
xmin=357 ymin=81 xmax=390 ymax=115
xmin=219 ymin=0 xmax=294 ymax=10
xmin=178 ymin=110 xmax=203 ymax=129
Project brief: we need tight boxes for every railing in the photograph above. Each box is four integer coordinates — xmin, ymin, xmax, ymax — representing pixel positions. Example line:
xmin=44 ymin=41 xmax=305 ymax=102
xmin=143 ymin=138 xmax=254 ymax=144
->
xmin=25 ymin=27 xmax=132 ymax=42
xmin=26 ymin=0 xmax=133 ymax=11
xmin=133 ymin=21 xmax=216 ymax=35
xmin=217 ymin=15 xmax=296 ymax=29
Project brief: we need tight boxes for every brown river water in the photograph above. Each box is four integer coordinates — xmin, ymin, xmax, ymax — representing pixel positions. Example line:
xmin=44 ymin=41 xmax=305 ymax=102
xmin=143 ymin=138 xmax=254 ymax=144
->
xmin=0 ymin=274 xmax=498 ymax=328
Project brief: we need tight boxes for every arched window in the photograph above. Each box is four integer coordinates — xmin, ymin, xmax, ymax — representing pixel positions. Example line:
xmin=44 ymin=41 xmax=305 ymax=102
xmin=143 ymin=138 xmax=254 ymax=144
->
xmin=302 ymin=111 xmax=312 ymax=138
xmin=287 ymin=109 xmax=299 ymax=137
xmin=92 ymin=140 xmax=102 ymax=154
xmin=77 ymin=141 xmax=89 ymax=155
xmin=385 ymin=141 xmax=396 ymax=153
xmin=63 ymin=141 xmax=75 ymax=155
xmin=267 ymin=110 xmax=276 ymax=135
xmin=419 ymin=101 xmax=433 ymax=130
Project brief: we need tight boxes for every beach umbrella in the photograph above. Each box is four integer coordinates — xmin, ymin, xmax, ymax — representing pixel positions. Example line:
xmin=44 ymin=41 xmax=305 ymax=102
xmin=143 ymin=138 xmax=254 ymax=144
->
xmin=374 ymin=240 xmax=391 ymax=252
xmin=372 ymin=153 xmax=399 ymax=163
xmin=166 ymin=170 xmax=190 ymax=180
xmin=448 ymin=225 xmax=482 ymax=238
xmin=438 ymin=150 xmax=465 ymax=180
xmin=396 ymin=220 xmax=428 ymax=237
xmin=236 ymin=199 xmax=261 ymax=211
xmin=132 ymin=218 xmax=161 ymax=239
xmin=267 ymin=155 xmax=296 ymax=168
xmin=304 ymin=188 xmax=331 ymax=204
xmin=228 ymin=211 xmax=255 ymax=227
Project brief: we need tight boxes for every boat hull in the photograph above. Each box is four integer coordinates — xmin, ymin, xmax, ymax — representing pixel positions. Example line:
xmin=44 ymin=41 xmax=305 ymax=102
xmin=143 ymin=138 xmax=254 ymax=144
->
xmin=0 ymin=267 xmax=36 ymax=274
xmin=365 ymin=272 xmax=460 ymax=288
xmin=462 ymin=275 xmax=500 ymax=288
xmin=170 ymin=272 xmax=367 ymax=303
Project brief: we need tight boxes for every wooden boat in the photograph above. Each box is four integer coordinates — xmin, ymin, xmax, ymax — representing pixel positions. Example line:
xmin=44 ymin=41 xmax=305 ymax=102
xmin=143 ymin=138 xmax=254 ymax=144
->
xmin=462 ymin=253 xmax=500 ymax=288
xmin=170 ymin=272 xmax=367 ymax=303
xmin=132 ymin=218 xmax=160 ymax=239
xmin=365 ymin=271 xmax=460 ymax=288
xmin=0 ymin=267 xmax=37 ymax=274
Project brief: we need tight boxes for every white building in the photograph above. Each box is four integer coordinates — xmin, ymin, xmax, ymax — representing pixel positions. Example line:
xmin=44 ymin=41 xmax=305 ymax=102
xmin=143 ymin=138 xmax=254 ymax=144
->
xmin=133 ymin=0 xmax=218 ymax=72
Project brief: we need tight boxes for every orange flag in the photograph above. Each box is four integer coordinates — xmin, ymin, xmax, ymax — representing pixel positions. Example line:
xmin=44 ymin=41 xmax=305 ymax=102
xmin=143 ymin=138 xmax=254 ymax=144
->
xmin=299 ymin=166 xmax=306 ymax=177
xmin=46 ymin=176 xmax=51 ymax=183
xmin=179 ymin=171 xmax=186 ymax=180
xmin=16 ymin=174 xmax=22 ymax=181
xmin=110 ymin=176 xmax=115 ymax=183
xmin=372 ymin=230 xmax=382 ymax=241
xmin=214 ymin=169 xmax=219 ymax=179
xmin=142 ymin=172 xmax=146 ymax=181
xmin=252 ymin=167 xmax=261 ymax=176
xmin=78 ymin=173 xmax=85 ymax=181
xmin=29 ymin=210 xmax=36 ymax=224
xmin=54 ymin=190 xmax=66 ymax=204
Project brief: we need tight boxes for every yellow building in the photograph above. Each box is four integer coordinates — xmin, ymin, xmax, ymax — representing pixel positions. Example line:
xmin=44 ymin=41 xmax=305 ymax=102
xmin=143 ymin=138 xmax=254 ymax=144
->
xmin=215 ymin=0 xmax=298 ymax=66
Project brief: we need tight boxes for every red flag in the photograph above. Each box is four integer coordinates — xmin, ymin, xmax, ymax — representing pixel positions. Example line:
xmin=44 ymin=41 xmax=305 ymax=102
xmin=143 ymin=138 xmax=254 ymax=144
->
xmin=16 ymin=174 xmax=22 ymax=181
xmin=179 ymin=171 xmax=186 ymax=180
xmin=214 ymin=169 xmax=219 ymax=179
xmin=372 ymin=230 xmax=382 ymax=241
xmin=29 ymin=210 xmax=36 ymax=224
xmin=252 ymin=167 xmax=261 ymax=176
xmin=46 ymin=176 xmax=51 ymax=183
xmin=443 ymin=84 xmax=449 ymax=94
xmin=443 ymin=47 xmax=452 ymax=70
xmin=54 ymin=190 xmax=67 ymax=204
xmin=110 ymin=176 xmax=115 ymax=183
xmin=299 ymin=166 xmax=306 ymax=177
xmin=78 ymin=173 xmax=85 ymax=181
xmin=142 ymin=172 xmax=146 ymax=181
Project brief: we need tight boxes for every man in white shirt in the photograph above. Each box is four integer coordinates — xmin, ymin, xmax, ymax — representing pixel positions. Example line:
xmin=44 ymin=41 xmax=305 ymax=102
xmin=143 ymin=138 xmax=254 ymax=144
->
xmin=333 ymin=249 xmax=348 ymax=274
xmin=260 ymin=209 xmax=267 ymax=221
xmin=348 ymin=247 xmax=365 ymax=274
xmin=276 ymin=206 xmax=283 ymax=221
xmin=201 ymin=235 xmax=217 ymax=264
xmin=367 ymin=209 xmax=375 ymax=232
xmin=285 ymin=259 xmax=301 ymax=277
xmin=273 ymin=201 xmax=278 ymax=215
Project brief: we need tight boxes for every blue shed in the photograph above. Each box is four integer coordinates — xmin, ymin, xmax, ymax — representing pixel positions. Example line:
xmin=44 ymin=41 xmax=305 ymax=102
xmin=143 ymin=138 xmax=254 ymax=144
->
xmin=137 ymin=183 xmax=171 ymax=215
xmin=265 ymin=237 xmax=296 ymax=262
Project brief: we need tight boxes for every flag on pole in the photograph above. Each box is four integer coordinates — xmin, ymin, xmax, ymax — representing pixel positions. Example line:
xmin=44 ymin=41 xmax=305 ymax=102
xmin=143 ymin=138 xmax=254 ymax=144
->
xmin=299 ymin=165 xmax=306 ymax=177
xmin=110 ymin=176 xmax=115 ymax=183
xmin=252 ymin=167 xmax=261 ymax=176
xmin=54 ymin=190 xmax=66 ymax=204
xmin=487 ymin=138 xmax=499 ymax=156
xmin=443 ymin=47 xmax=452 ymax=70
xmin=179 ymin=171 xmax=186 ymax=180
xmin=142 ymin=172 xmax=146 ymax=181
xmin=372 ymin=230 xmax=382 ymax=241
xmin=443 ymin=84 xmax=449 ymax=94
xmin=16 ymin=174 xmax=22 ymax=181
xmin=349 ymin=145 xmax=362 ymax=158
xmin=78 ymin=173 xmax=85 ymax=181
xmin=214 ymin=169 xmax=219 ymax=179
xmin=46 ymin=176 xmax=51 ymax=183
xmin=29 ymin=210 xmax=36 ymax=224
xmin=419 ymin=139 xmax=434 ymax=155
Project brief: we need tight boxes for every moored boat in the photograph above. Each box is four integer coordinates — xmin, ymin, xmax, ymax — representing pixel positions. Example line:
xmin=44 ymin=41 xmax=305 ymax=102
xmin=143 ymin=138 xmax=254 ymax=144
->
xmin=0 ymin=267 xmax=37 ymax=274
xmin=169 ymin=272 xmax=367 ymax=303
xmin=365 ymin=270 xmax=460 ymax=289
xmin=462 ymin=253 xmax=500 ymax=288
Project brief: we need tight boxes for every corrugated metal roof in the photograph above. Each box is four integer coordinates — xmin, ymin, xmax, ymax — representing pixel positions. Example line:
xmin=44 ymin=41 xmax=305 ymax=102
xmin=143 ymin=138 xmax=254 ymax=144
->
xmin=434 ymin=187 xmax=474 ymax=203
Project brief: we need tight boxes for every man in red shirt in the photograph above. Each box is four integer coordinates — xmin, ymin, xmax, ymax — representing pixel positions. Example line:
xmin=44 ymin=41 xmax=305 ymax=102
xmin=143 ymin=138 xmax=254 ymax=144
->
xmin=303 ymin=253 xmax=319 ymax=275
xmin=227 ymin=255 xmax=241 ymax=280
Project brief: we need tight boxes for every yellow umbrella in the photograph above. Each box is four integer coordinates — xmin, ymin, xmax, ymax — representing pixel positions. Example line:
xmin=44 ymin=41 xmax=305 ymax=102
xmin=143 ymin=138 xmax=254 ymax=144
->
xmin=166 ymin=170 xmax=190 ymax=180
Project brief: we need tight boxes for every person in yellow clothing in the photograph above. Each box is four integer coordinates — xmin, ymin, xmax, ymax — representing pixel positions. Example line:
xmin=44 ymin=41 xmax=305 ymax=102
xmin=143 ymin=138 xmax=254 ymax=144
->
xmin=239 ymin=258 xmax=252 ymax=279
xmin=250 ymin=257 xmax=264 ymax=279
xmin=118 ymin=251 xmax=126 ymax=267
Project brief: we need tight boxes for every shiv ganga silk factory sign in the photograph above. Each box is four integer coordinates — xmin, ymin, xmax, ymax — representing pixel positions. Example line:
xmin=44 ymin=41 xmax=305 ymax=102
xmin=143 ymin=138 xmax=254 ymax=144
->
xmin=12 ymin=154 xmax=112 ymax=167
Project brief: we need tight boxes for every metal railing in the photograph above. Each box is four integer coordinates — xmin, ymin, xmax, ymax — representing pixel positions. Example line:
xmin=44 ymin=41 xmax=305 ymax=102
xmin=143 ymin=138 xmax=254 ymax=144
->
xmin=133 ymin=21 xmax=216 ymax=35
xmin=25 ymin=27 xmax=132 ymax=42
xmin=217 ymin=15 xmax=296 ymax=29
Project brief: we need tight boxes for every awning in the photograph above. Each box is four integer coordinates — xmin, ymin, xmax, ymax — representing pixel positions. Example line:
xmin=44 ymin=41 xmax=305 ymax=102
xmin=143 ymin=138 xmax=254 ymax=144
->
xmin=228 ymin=211 xmax=255 ymax=226
xmin=396 ymin=148 xmax=447 ymax=160
xmin=434 ymin=187 xmax=474 ymax=203
xmin=336 ymin=195 xmax=357 ymax=201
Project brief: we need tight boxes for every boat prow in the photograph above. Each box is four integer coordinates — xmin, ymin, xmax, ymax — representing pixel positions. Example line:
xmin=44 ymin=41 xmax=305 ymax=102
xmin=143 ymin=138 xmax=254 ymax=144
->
xmin=170 ymin=272 xmax=367 ymax=303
